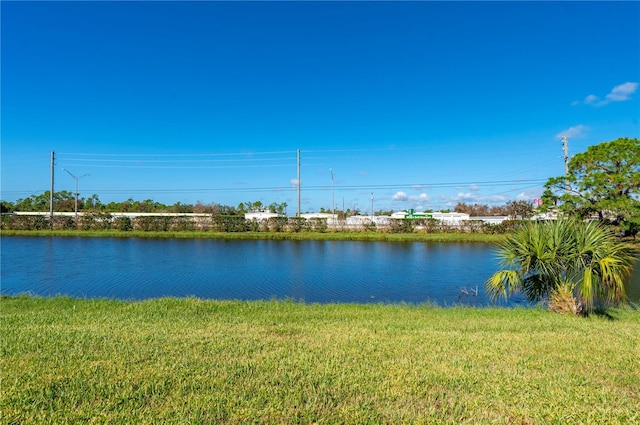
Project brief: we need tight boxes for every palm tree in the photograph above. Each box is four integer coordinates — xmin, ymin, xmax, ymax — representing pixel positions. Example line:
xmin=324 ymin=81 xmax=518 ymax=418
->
xmin=485 ymin=219 xmax=636 ymax=314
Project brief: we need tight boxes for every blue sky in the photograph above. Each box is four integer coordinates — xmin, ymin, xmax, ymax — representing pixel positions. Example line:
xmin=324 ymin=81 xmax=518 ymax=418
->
xmin=2 ymin=1 xmax=639 ymax=214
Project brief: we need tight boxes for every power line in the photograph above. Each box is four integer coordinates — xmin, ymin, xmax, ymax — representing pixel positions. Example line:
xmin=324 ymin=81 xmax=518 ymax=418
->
xmin=5 ymin=177 xmax=547 ymax=197
xmin=59 ymin=157 xmax=295 ymax=164
xmin=54 ymin=163 xmax=295 ymax=170
xmin=3 ymin=147 xmax=555 ymax=206
xmin=16 ymin=178 xmax=546 ymax=195
xmin=57 ymin=150 xmax=297 ymax=157
xmin=56 ymin=146 xmax=556 ymax=161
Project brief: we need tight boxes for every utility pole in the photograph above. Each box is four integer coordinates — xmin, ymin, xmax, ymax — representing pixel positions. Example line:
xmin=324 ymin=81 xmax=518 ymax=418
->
xmin=297 ymin=149 xmax=301 ymax=217
xmin=562 ymin=135 xmax=570 ymax=191
xmin=330 ymin=168 xmax=335 ymax=216
xmin=50 ymin=151 xmax=55 ymax=219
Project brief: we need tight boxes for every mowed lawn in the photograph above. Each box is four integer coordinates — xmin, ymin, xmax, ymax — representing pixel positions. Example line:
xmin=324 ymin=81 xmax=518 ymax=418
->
xmin=2 ymin=296 xmax=639 ymax=424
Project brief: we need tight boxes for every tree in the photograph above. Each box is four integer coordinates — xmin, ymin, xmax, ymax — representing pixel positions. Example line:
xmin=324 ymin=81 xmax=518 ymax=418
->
xmin=540 ymin=188 xmax=559 ymax=209
xmin=454 ymin=203 xmax=489 ymax=216
xmin=83 ymin=194 xmax=103 ymax=211
xmin=485 ymin=219 xmax=635 ymax=314
xmin=269 ymin=202 xmax=287 ymax=214
xmin=544 ymin=137 xmax=640 ymax=225
xmin=0 ymin=201 xmax=15 ymax=213
xmin=504 ymin=200 xmax=534 ymax=219
xmin=242 ymin=201 xmax=263 ymax=212
xmin=14 ymin=191 xmax=75 ymax=212
xmin=169 ymin=202 xmax=192 ymax=213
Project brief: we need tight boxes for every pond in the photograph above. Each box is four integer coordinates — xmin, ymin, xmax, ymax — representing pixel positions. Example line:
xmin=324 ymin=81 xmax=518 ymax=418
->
xmin=2 ymin=236 xmax=638 ymax=306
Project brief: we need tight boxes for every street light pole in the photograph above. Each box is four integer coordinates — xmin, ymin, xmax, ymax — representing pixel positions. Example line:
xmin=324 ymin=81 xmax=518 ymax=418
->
xmin=370 ymin=192 xmax=374 ymax=218
xmin=62 ymin=169 xmax=90 ymax=219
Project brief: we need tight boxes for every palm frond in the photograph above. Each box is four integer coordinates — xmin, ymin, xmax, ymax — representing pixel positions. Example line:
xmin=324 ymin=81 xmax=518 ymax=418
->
xmin=486 ymin=218 xmax=637 ymax=313
xmin=485 ymin=270 xmax=522 ymax=301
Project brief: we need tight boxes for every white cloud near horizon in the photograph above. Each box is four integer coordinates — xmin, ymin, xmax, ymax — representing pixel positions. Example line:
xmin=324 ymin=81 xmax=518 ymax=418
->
xmin=487 ymin=195 xmax=508 ymax=203
xmin=555 ymin=124 xmax=589 ymax=140
xmin=392 ymin=191 xmax=429 ymax=202
xmin=455 ymin=192 xmax=474 ymax=201
xmin=444 ymin=193 xmax=509 ymax=206
xmin=575 ymin=82 xmax=638 ymax=107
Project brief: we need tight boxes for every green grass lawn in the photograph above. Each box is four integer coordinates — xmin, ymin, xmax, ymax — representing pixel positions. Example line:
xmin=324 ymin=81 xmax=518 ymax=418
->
xmin=2 ymin=296 xmax=639 ymax=424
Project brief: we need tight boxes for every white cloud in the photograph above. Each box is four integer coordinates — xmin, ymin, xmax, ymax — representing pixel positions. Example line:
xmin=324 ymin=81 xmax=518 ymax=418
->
xmin=392 ymin=191 xmax=429 ymax=202
xmin=290 ymin=178 xmax=299 ymax=188
xmin=515 ymin=189 xmax=541 ymax=203
xmin=392 ymin=191 xmax=408 ymax=201
xmin=584 ymin=94 xmax=600 ymax=105
xmin=439 ymin=192 xmax=511 ymax=206
xmin=469 ymin=184 xmax=480 ymax=191
xmin=455 ymin=192 xmax=474 ymax=201
xmin=605 ymin=81 xmax=638 ymax=102
xmin=576 ymin=82 xmax=638 ymax=107
xmin=486 ymin=195 xmax=508 ymax=203
xmin=555 ymin=124 xmax=588 ymax=140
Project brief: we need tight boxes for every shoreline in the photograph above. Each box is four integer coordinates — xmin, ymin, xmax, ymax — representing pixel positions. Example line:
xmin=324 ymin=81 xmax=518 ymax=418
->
xmin=0 ymin=229 xmax=505 ymax=243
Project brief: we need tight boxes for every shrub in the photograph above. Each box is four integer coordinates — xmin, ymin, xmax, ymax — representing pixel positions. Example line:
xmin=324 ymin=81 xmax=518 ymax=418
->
xmin=115 ymin=216 xmax=133 ymax=231
xmin=388 ymin=218 xmax=415 ymax=234
xmin=486 ymin=219 xmax=636 ymax=314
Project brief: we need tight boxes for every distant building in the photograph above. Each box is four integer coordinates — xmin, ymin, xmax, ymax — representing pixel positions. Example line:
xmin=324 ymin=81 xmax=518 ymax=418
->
xmin=244 ymin=210 xmax=285 ymax=220
xmin=391 ymin=210 xmax=470 ymax=224
xmin=426 ymin=212 xmax=470 ymax=224
xmin=470 ymin=216 xmax=508 ymax=225
xmin=390 ymin=209 xmax=427 ymax=219
xmin=300 ymin=213 xmax=337 ymax=220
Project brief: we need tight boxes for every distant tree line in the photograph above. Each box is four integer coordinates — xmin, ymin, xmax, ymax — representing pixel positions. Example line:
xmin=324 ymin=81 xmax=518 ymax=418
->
xmin=453 ymin=200 xmax=534 ymax=218
xmin=2 ymin=192 xmax=536 ymax=218
xmin=1 ymin=191 xmax=529 ymax=234
xmin=0 ymin=193 xmax=291 ymax=216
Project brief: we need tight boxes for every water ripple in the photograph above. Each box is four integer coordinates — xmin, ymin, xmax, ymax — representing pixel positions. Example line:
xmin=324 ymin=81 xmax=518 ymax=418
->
xmin=2 ymin=236 xmax=637 ymax=306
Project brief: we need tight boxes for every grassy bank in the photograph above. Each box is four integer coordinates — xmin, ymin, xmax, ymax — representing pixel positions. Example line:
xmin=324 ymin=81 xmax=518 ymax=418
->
xmin=0 ymin=229 xmax=505 ymax=243
xmin=2 ymin=296 xmax=639 ymax=424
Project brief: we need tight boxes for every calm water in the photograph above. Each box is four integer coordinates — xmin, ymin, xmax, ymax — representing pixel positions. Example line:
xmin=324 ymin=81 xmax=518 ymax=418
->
xmin=2 ymin=236 xmax=638 ymax=306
